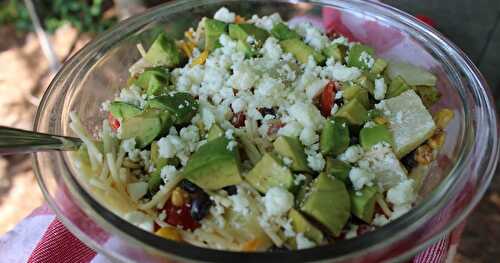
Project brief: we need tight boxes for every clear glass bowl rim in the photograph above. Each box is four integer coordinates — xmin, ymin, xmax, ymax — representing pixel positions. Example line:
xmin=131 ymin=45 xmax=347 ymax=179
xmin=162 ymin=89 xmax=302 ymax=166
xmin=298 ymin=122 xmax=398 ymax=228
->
xmin=33 ymin=0 xmax=499 ymax=262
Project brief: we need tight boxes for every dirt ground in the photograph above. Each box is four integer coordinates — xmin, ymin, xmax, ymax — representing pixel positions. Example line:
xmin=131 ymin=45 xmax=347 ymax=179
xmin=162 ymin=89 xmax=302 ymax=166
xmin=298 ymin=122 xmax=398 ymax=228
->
xmin=0 ymin=24 xmax=498 ymax=262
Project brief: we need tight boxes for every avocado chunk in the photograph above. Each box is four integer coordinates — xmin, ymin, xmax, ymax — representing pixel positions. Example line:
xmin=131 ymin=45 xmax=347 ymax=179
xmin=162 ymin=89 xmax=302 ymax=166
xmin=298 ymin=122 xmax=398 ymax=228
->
xmin=359 ymin=124 xmax=393 ymax=150
xmin=386 ymin=76 xmax=410 ymax=98
xmin=147 ymin=169 xmax=162 ymax=194
xmin=350 ymin=186 xmax=378 ymax=223
xmin=289 ymin=209 xmax=324 ymax=244
xmin=147 ymin=92 xmax=198 ymax=125
xmin=413 ymin=85 xmax=441 ymax=108
xmin=323 ymin=44 xmax=347 ymax=63
xmin=270 ymin=23 xmax=301 ymax=40
xmin=369 ymin=58 xmax=388 ymax=75
xmin=347 ymin=44 xmax=375 ymax=70
xmin=325 ymin=158 xmax=351 ymax=183
xmin=144 ymin=33 xmax=181 ymax=68
xmin=335 ymin=98 xmax=368 ymax=125
xmin=320 ymin=117 xmax=350 ymax=156
xmin=119 ymin=110 xmax=165 ymax=148
xmin=204 ymin=18 xmax=228 ymax=52
xmin=207 ymin=124 xmax=224 ymax=141
xmin=378 ymin=90 xmax=436 ymax=158
xmin=300 ymin=173 xmax=350 ymax=237
xmin=294 ymin=174 xmax=313 ymax=206
xmin=150 ymin=141 xmax=179 ymax=170
xmin=342 ymin=83 xmax=370 ymax=109
xmin=109 ymin=101 xmax=142 ymax=119
xmin=183 ymin=137 xmax=242 ymax=190
xmin=245 ymin=153 xmax=294 ymax=193
xmin=280 ymin=39 xmax=325 ymax=64
xmin=354 ymin=74 xmax=375 ymax=96
xmin=236 ymin=40 xmax=256 ymax=58
xmin=134 ymin=67 xmax=170 ymax=96
xmin=386 ymin=61 xmax=437 ymax=86
xmin=273 ymin=136 xmax=311 ymax=173
xmin=229 ymin=23 xmax=269 ymax=47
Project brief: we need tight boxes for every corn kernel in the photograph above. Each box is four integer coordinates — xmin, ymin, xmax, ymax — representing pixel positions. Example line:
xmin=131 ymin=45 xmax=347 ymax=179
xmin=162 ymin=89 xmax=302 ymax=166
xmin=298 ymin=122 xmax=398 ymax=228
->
xmin=374 ymin=116 xmax=388 ymax=125
xmin=171 ymin=187 xmax=188 ymax=207
xmin=184 ymin=30 xmax=196 ymax=44
xmin=434 ymin=109 xmax=454 ymax=129
xmin=415 ymin=144 xmax=433 ymax=165
xmin=428 ymin=131 xmax=446 ymax=149
xmin=192 ymin=50 xmax=208 ymax=66
xmin=235 ymin=15 xmax=246 ymax=24
xmin=155 ymin=227 xmax=182 ymax=241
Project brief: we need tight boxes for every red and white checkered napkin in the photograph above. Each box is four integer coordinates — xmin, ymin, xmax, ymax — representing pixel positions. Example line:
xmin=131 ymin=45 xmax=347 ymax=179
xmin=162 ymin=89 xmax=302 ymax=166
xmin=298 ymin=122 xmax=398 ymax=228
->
xmin=0 ymin=204 xmax=464 ymax=263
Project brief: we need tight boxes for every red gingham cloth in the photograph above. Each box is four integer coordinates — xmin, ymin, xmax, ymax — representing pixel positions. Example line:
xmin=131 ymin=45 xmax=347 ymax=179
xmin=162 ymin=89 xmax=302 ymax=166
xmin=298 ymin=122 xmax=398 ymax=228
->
xmin=0 ymin=207 xmax=463 ymax=263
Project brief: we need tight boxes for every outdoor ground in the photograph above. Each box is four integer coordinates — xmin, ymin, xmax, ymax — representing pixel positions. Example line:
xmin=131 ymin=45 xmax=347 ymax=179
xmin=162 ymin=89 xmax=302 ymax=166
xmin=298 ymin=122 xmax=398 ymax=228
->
xmin=0 ymin=1 xmax=499 ymax=262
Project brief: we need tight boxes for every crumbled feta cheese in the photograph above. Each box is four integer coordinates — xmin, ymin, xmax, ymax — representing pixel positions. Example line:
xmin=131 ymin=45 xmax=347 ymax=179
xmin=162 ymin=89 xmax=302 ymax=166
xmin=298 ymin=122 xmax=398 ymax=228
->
xmin=300 ymin=126 xmax=319 ymax=146
xmin=121 ymin=138 xmax=136 ymax=153
xmin=325 ymin=63 xmax=362 ymax=82
xmin=306 ymin=78 xmax=328 ymax=99
xmin=292 ymin=22 xmax=329 ymax=50
xmin=338 ymin=145 xmax=364 ymax=163
xmin=282 ymin=157 xmax=293 ymax=167
xmin=288 ymin=102 xmax=325 ymax=128
xmin=278 ymin=121 xmax=303 ymax=137
xmin=374 ymin=78 xmax=386 ymax=100
xmin=372 ymin=214 xmax=389 ymax=226
xmin=262 ymin=187 xmax=294 ymax=217
xmin=157 ymin=135 xmax=185 ymax=159
xmin=229 ymin=190 xmax=250 ymax=216
xmin=251 ymin=13 xmax=283 ymax=31
xmin=225 ymin=129 xmax=234 ymax=140
xmin=180 ymin=125 xmax=201 ymax=152
xmin=330 ymin=103 xmax=339 ymax=115
xmin=296 ymin=233 xmax=316 ymax=249
xmin=127 ymin=182 xmax=148 ymax=201
xmin=349 ymin=167 xmax=375 ymax=190
xmin=226 ymin=140 xmax=238 ymax=151
xmin=345 ymin=224 xmax=359 ymax=239
xmin=306 ymin=149 xmax=325 ymax=172
xmin=261 ymin=37 xmax=283 ymax=60
xmin=231 ymin=98 xmax=246 ymax=113
xmin=386 ymin=179 xmax=415 ymax=206
xmin=124 ymin=211 xmax=154 ymax=232
xmin=359 ymin=51 xmax=375 ymax=68
xmin=364 ymin=121 xmax=376 ymax=128
xmin=294 ymin=174 xmax=307 ymax=185
xmin=335 ymin=90 xmax=343 ymax=100
xmin=117 ymin=85 xmax=145 ymax=108
xmin=160 ymin=165 xmax=178 ymax=183
xmin=213 ymin=7 xmax=236 ymax=23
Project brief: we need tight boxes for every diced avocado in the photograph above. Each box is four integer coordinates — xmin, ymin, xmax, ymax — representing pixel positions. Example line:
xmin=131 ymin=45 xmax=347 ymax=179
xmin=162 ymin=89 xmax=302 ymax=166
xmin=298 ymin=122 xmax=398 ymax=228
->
xmin=325 ymin=158 xmax=351 ymax=183
xmin=228 ymin=23 xmax=269 ymax=47
xmin=273 ymin=136 xmax=311 ymax=173
xmin=386 ymin=61 xmax=437 ymax=86
xmin=289 ymin=209 xmax=324 ymax=244
xmin=147 ymin=92 xmax=198 ymax=125
xmin=350 ymin=186 xmax=378 ymax=223
xmin=245 ymin=153 xmax=294 ymax=193
xmin=320 ymin=117 xmax=350 ymax=156
xmin=294 ymin=174 xmax=313 ymax=206
xmin=148 ymin=169 xmax=162 ymax=194
xmin=323 ymin=44 xmax=347 ymax=63
xmin=347 ymin=44 xmax=375 ymax=70
xmin=370 ymin=58 xmax=388 ymax=75
xmin=119 ymin=110 xmax=165 ymax=148
xmin=204 ymin=18 xmax=228 ymax=52
xmin=300 ymin=173 xmax=350 ymax=237
xmin=386 ymin=76 xmax=410 ymax=98
xmin=270 ymin=22 xmax=301 ymax=40
xmin=183 ymin=137 xmax=242 ymax=190
xmin=151 ymin=141 xmax=168 ymax=169
xmin=342 ymin=83 xmax=370 ymax=109
xmin=413 ymin=85 xmax=442 ymax=108
xmin=280 ymin=39 xmax=325 ymax=64
xmin=109 ymin=101 xmax=142 ymax=119
xmin=236 ymin=40 xmax=256 ymax=58
xmin=207 ymin=124 xmax=224 ymax=141
xmin=144 ymin=33 xmax=181 ymax=68
xmin=335 ymin=98 xmax=368 ymax=125
xmin=359 ymin=124 xmax=393 ymax=150
xmin=134 ymin=67 xmax=170 ymax=96
xmin=355 ymin=74 xmax=375 ymax=96
xmin=379 ymin=90 xmax=436 ymax=158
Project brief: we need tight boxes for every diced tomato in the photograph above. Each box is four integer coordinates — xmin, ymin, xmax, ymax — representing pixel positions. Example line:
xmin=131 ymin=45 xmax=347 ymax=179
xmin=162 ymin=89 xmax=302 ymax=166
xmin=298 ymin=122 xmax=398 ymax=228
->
xmin=164 ymin=200 xmax=200 ymax=231
xmin=108 ymin=113 xmax=120 ymax=130
xmin=320 ymin=81 xmax=337 ymax=117
xmin=231 ymin=112 xmax=246 ymax=128
xmin=415 ymin=14 xmax=436 ymax=28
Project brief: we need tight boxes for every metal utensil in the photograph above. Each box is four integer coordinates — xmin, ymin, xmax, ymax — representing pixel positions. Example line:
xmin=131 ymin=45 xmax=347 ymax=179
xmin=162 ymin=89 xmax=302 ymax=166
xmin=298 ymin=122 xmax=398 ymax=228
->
xmin=0 ymin=126 xmax=82 ymax=155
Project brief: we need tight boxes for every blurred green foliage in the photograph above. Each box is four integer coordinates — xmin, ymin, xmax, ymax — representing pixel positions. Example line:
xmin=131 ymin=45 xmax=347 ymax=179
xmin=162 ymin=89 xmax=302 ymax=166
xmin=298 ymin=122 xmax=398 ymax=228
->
xmin=0 ymin=0 xmax=116 ymax=33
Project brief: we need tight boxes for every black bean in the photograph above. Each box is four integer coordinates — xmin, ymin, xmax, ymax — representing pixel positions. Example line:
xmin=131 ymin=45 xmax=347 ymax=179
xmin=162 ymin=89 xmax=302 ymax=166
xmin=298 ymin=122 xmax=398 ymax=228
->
xmin=222 ymin=185 xmax=238 ymax=196
xmin=401 ymin=151 xmax=418 ymax=170
xmin=179 ymin=179 xmax=202 ymax=193
xmin=190 ymin=192 xmax=212 ymax=221
xmin=258 ymin=107 xmax=276 ymax=116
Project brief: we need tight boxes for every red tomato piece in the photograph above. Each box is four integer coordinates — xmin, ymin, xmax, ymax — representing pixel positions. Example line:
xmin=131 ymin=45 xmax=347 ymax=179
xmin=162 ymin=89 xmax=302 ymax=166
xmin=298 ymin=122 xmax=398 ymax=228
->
xmin=231 ymin=112 xmax=246 ymax=128
xmin=320 ymin=81 xmax=337 ymax=117
xmin=415 ymin=14 xmax=436 ymax=28
xmin=164 ymin=200 xmax=200 ymax=231
xmin=108 ymin=113 xmax=120 ymax=130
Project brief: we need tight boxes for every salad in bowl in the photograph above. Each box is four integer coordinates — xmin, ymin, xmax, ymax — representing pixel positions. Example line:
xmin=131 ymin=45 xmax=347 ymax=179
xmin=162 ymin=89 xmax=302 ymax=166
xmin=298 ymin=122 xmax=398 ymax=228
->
xmin=70 ymin=7 xmax=453 ymax=252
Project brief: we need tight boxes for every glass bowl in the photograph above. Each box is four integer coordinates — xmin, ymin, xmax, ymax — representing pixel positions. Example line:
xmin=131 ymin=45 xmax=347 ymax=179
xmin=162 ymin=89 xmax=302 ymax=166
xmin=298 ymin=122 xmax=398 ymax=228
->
xmin=33 ymin=0 xmax=499 ymax=262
